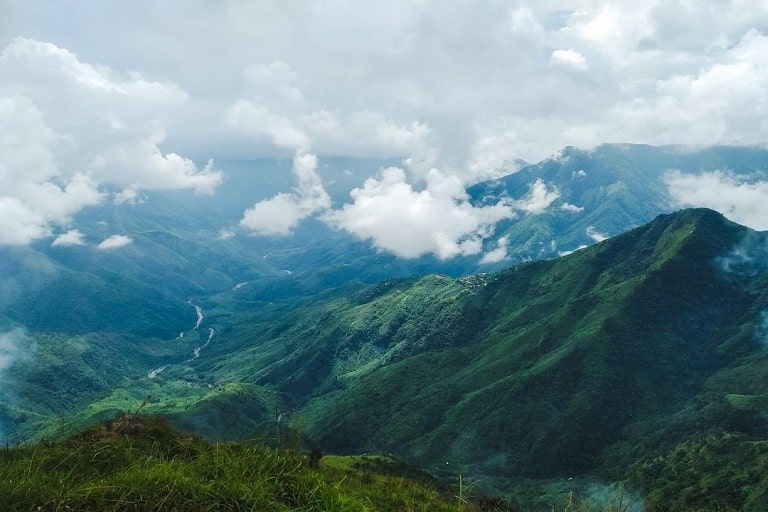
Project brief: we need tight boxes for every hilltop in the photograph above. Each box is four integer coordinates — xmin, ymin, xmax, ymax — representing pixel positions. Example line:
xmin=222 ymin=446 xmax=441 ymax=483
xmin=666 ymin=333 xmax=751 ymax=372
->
xmin=0 ymin=414 xmax=518 ymax=512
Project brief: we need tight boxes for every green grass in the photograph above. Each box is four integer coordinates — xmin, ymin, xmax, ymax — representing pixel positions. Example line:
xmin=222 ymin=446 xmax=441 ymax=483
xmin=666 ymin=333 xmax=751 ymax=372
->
xmin=0 ymin=414 xmax=655 ymax=511
xmin=0 ymin=415 xmax=497 ymax=511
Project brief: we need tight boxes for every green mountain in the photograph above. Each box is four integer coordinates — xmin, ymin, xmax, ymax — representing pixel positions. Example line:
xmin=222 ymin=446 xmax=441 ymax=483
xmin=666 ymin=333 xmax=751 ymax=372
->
xmin=208 ymin=208 xmax=768 ymax=508
xmin=8 ymin=207 xmax=768 ymax=509
xmin=295 ymin=208 xmax=764 ymax=469
xmin=470 ymin=144 xmax=768 ymax=264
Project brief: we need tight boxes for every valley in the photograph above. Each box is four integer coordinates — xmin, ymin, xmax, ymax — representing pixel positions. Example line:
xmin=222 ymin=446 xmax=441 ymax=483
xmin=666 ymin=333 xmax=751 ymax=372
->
xmin=3 ymin=146 xmax=768 ymax=509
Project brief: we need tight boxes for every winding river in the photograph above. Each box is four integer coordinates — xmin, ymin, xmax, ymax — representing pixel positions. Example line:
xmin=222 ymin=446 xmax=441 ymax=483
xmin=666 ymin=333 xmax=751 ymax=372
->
xmin=148 ymin=301 xmax=215 ymax=378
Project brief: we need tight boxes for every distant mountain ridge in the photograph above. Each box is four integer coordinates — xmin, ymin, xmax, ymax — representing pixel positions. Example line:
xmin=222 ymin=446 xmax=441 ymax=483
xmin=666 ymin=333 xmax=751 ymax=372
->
xmin=470 ymin=144 xmax=768 ymax=263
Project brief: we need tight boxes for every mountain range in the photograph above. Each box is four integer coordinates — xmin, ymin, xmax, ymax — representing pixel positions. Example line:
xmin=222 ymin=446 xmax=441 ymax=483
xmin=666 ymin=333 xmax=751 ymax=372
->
xmin=3 ymin=144 xmax=768 ymax=509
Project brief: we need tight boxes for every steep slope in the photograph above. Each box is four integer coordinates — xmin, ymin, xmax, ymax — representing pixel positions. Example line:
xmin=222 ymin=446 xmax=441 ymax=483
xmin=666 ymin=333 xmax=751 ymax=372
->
xmin=296 ymin=209 xmax=757 ymax=474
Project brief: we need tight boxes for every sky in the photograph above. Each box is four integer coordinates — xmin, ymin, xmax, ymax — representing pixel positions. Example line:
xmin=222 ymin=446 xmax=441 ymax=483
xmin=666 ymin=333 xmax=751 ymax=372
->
xmin=3 ymin=0 xmax=768 ymax=255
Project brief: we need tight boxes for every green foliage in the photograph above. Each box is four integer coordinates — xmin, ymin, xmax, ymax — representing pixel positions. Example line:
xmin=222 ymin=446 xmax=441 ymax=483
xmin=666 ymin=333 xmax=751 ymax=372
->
xmin=626 ymin=432 xmax=768 ymax=510
xmin=0 ymin=415 xmax=496 ymax=511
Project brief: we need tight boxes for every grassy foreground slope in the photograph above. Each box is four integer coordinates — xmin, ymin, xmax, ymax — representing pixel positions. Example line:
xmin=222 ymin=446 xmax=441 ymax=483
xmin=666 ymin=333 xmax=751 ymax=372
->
xmin=0 ymin=414 xmax=522 ymax=512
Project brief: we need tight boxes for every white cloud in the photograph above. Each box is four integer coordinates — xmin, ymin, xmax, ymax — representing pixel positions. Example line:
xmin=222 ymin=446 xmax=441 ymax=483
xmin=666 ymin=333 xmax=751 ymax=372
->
xmin=550 ymin=49 xmax=588 ymax=72
xmin=561 ymin=202 xmax=584 ymax=213
xmin=0 ymin=328 xmax=32 ymax=373
xmin=467 ymin=129 xmax=526 ymax=180
xmin=512 ymin=179 xmax=561 ymax=215
xmin=586 ymin=226 xmax=609 ymax=242
xmin=218 ymin=229 xmax=235 ymax=240
xmin=240 ymin=194 xmax=310 ymax=236
xmin=0 ymin=36 xmax=222 ymax=245
xmin=113 ymin=188 xmax=144 ymax=205
xmin=0 ymin=197 xmax=49 ymax=245
xmin=52 ymin=229 xmax=85 ymax=247
xmin=604 ymin=28 xmax=768 ymax=146
xmin=665 ymin=170 xmax=768 ymax=230
xmin=559 ymin=245 xmax=588 ymax=257
xmin=95 ymin=138 xmax=223 ymax=195
xmin=480 ymin=236 xmax=509 ymax=264
xmin=226 ymin=98 xmax=312 ymax=151
xmin=326 ymin=166 xmax=514 ymax=259
xmin=97 ymin=234 xmax=133 ymax=250
xmin=240 ymin=151 xmax=331 ymax=235
xmin=0 ymin=96 xmax=103 ymax=244
xmin=325 ymin=167 xmax=563 ymax=259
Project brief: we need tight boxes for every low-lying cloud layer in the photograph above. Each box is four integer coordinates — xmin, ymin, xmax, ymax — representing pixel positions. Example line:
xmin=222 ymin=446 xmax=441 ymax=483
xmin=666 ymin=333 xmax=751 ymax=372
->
xmin=0 ymin=328 xmax=34 ymax=438
xmin=97 ymin=235 xmax=133 ymax=250
xmin=666 ymin=170 xmax=768 ymax=231
xmin=51 ymin=229 xmax=85 ymax=247
xmin=0 ymin=328 xmax=31 ymax=375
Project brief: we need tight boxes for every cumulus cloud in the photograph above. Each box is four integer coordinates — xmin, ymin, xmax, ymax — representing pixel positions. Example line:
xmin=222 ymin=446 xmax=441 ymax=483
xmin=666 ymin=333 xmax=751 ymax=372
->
xmin=226 ymin=99 xmax=311 ymax=150
xmin=604 ymin=28 xmax=768 ymax=146
xmin=51 ymin=229 xmax=85 ymax=247
xmin=226 ymin=63 xmax=433 ymax=161
xmin=240 ymin=151 xmax=331 ymax=235
xmin=665 ymin=170 xmax=768 ymax=230
xmin=8 ymin=2 xmax=768 ymax=166
xmin=0 ymin=37 xmax=222 ymax=246
xmin=113 ymin=188 xmax=144 ymax=205
xmin=326 ymin=167 xmax=516 ymax=259
xmin=95 ymin=138 xmax=222 ymax=195
xmin=0 ymin=96 xmax=103 ymax=244
xmin=97 ymin=234 xmax=133 ymax=250
xmin=467 ymin=129 xmax=526 ymax=180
